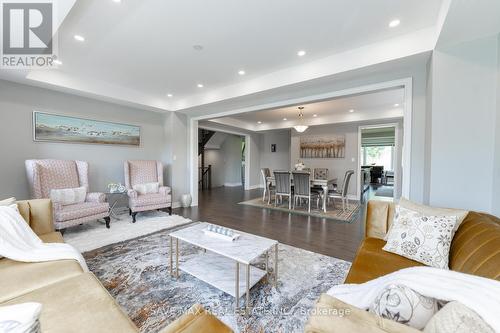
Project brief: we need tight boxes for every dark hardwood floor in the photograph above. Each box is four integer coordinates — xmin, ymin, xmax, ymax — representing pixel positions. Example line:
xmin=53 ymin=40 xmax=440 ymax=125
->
xmin=173 ymin=186 xmax=385 ymax=262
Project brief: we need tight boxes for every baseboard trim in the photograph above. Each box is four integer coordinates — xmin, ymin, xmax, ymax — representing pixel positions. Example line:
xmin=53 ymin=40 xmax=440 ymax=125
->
xmin=172 ymin=201 xmax=181 ymax=209
xmin=247 ymin=184 xmax=264 ymax=190
xmin=224 ymin=182 xmax=243 ymax=187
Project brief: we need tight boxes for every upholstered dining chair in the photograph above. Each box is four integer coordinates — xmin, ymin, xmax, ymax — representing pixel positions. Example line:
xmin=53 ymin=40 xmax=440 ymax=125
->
xmin=292 ymin=171 xmax=320 ymax=212
xmin=260 ymin=168 xmax=275 ymax=204
xmin=327 ymin=170 xmax=355 ymax=212
xmin=273 ymin=170 xmax=292 ymax=209
xmin=313 ymin=168 xmax=329 ymax=180
xmin=124 ymin=160 xmax=172 ymax=222
xmin=25 ymin=159 xmax=110 ymax=231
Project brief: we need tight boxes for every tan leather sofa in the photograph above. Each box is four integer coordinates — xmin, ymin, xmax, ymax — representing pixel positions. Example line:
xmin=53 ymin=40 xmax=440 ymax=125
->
xmin=0 ymin=199 xmax=232 ymax=333
xmin=305 ymin=200 xmax=500 ymax=333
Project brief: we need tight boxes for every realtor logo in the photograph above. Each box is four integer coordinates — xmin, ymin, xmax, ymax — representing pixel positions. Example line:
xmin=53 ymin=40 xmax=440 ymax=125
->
xmin=1 ymin=1 xmax=57 ymax=68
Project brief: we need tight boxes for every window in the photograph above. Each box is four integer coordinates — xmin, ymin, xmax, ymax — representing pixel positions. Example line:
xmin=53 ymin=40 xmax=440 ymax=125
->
xmin=361 ymin=146 xmax=394 ymax=171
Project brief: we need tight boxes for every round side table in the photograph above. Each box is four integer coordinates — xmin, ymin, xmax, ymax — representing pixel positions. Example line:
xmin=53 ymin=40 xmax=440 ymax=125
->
xmin=105 ymin=192 xmax=127 ymax=220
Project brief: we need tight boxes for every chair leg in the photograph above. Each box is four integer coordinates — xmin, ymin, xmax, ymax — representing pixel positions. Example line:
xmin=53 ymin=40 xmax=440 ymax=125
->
xmin=292 ymin=196 xmax=295 ymax=210
xmin=308 ymin=198 xmax=311 ymax=213
xmin=132 ymin=212 xmax=138 ymax=223
xmin=288 ymin=196 xmax=291 ymax=210
xmin=168 ymin=207 xmax=172 ymax=215
xmin=104 ymin=216 xmax=110 ymax=229
xmin=262 ymin=188 xmax=267 ymax=201
xmin=129 ymin=209 xmax=132 ymax=216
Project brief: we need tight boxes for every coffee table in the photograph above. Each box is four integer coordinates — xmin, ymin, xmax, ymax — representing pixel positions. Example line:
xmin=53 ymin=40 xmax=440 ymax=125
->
xmin=169 ymin=223 xmax=278 ymax=313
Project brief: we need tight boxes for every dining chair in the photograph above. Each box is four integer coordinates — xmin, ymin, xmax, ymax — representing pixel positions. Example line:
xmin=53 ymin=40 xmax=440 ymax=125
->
xmin=273 ymin=170 xmax=292 ymax=209
xmin=313 ymin=168 xmax=329 ymax=180
xmin=260 ymin=168 xmax=275 ymax=204
xmin=292 ymin=171 xmax=320 ymax=212
xmin=327 ymin=170 xmax=355 ymax=212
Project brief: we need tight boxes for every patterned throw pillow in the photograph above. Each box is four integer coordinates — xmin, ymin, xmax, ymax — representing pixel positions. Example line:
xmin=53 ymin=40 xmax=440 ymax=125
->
xmin=50 ymin=187 xmax=87 ymax=206
xmin=424 ymin=301 xmax=494 ymax=333
xmin=133 ymin=182 xmax=160 ymax=195
xmin=370 ymin=284 xmax=439 ymax=329
xmin=383 ymin=206 xmax=458 ymax=269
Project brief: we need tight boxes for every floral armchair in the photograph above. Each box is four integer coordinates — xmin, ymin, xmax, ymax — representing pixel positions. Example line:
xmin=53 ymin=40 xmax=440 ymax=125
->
xmin=25 ymin=159 xmax=110 ymax=230
xmin=124 ymin=160 xmax=172 ymax=222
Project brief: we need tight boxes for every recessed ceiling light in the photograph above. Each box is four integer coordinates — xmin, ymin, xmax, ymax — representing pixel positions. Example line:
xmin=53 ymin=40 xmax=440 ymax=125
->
xmin=389 ymin=19 xmax=400 ymax=28
xmin=167 ymin=93 xmax=173 ymax=98
xmin=74 ymin=35 xmax=85 ymax=42
xmin=112 ymin=0 xmax=121 ymax=3
xmin=297 ymin=50 xmax=306 ymax=57
xmin=283 ymin=118 xmax=287 ymax=121
xmin=394 ymin=103 xmax=400 ymax=107
xmin=349 ymin=109 xmax=355 ymax=113
xmin=53 ymin=59 xmax=62 ymax=65
xmin=238 ymin=70 xmax=246 ymax=75
xmin=257 ymin=121 xmax=262 ymax=124
xmin=197 ymin=84 xmax=204 ymax=88
xmin=313 ymin=114 xmax=317 ymax=117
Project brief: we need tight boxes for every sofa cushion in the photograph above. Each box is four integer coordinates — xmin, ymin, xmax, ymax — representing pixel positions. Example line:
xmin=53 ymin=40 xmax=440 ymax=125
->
xmin=3 ymin=273 xmax=138 ymax=333
xmin=55 ymin=202 xmax=109 ymax=222
xmin=130 ymin=193 xmax=171 ymax=207
xmin=38 ymin=231 xmax=65 ymax=243
xmin=158 ymin=304 xmax=233 ymax=333
xmin=304 ymin=294 xmax=421 ymax=333
xmin=345 ymin=238 xmax=423 ymax=284
xmin=0 ymin=259 xmax=83 ymax=303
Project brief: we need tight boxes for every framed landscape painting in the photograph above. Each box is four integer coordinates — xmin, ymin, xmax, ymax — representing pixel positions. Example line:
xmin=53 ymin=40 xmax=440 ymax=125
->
xmin=33 ymin=111 xmax=141 ymax=146
xmin=300 ymin=134 xmax=345 ymax=158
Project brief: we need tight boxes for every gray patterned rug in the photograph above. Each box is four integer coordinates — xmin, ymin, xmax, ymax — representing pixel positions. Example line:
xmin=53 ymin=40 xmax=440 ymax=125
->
xmin=84 ymin=224 xmax=351 ymax=333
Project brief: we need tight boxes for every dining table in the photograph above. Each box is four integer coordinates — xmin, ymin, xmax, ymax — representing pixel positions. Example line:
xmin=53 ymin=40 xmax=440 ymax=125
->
xmin=266 ymin=176 xmax=337 ymax=212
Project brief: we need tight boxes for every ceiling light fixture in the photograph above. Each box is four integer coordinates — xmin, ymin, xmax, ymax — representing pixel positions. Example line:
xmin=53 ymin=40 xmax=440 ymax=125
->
xmin=74 ymin=35 xmax=85 ymax=42
xmin=313 ymin=114 xmax=317 ymax=117
xmin=389 ymin=19 xmax=400 ymax=28
xmin=297 ymin=50 xmax=306 ymax=57
xmin=349 ymin=109 xmax=355 ymax=113
xmin=53 ymin=59 xmax=62 ymax=65
xmin=197 ymin=83 xmax=204 ymax=88
xmin=293 ymin=107 xmax=308 ymax=133
xmin=112 ymin=0 xmax=121 ymax=3
xmin=283 ymin=118 xmax=287 ymax=121
xmin=257 ymin=121 xmax=262 ymax=124
xmin=394 ymin=103 xmax=400 ymax=107
xmin=238 ymin=70 xmax=246 ymax=75
xmin=167 ymin=93 xmax=173 ymax=98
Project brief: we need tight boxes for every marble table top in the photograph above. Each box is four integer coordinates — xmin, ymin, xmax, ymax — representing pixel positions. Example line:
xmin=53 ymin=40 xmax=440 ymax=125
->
xmin=169 ymin=223 xmax=278 ymax=265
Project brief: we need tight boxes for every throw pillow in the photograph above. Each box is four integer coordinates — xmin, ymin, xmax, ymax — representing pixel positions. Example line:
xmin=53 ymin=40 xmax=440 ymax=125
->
xmin=133 ymin=182 xmax=160 ymax=195
xmin=424 ymin=301 xmax=494 ymax=333
xmin=370 ymin=284 xmax=438 ymax=330
xmin=0 ymin=302 xmax=42 ymax=333
xmin=383 ymin=207 xmax=458 ymax=269
xmin=50 ymin=186 xmax=87 ymax=206
xmin=0 ymin=197 xmax=18 ymax=212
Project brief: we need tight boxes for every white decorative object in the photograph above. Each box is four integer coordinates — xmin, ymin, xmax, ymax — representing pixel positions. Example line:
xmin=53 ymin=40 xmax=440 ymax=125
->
xmin=294 ymin=161 xmax=305 ymax=171
xmin=180 ymin=194 xmax=192 ymax=207
xmin=49 ymin=186 xmax=87 ymax=206
xmin=132 ymin=182 xmax=160 ymax=195
xmin=203 ymin=224 xmax=240 ymax=241
xmin=108 ymin=183 xmax=126 ymax=193
xmin=0 ymin=302 xmax=42 ymax=333
xmin=383 ymin=206 xmax=458 ymax=269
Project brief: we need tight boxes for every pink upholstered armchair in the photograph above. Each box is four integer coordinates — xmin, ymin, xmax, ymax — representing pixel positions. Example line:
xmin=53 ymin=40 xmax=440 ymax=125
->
xmin=25 ymin=159 xmax=110 ymax=230
xmin=124 ymin=160 xmax=172 ymax=222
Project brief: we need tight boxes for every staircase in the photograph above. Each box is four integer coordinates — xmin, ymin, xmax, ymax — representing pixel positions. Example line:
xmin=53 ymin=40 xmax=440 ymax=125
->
xmin=199 ymin=129 xmax=215 ymax=190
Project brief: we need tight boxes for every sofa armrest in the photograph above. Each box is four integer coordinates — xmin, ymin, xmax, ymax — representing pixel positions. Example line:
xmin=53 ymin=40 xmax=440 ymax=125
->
xmin=16 ymin=199 xmax=54 ymax=235
xmin=86 ymin=192 xmax=105 ymax=203
xmin=158 ymin=304 xmax=233 ymax=333
xmin=127 ymin=189 xmax=138 ymax=199
xmin=159 ymin=186 xmax=171 ymax=196
xmin=365 ymin=200 xmax=396 ymax=240
xmin=305 ymin=294 xmax=420 ymax=333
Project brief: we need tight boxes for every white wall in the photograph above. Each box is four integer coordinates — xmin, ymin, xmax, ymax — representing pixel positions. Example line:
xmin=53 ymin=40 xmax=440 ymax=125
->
xmin=492 ymin=34 xmax=500 ymax=217
xmin=429 ymin=35 xmax=499 ymax=213
xmin=0 ymin=80 xmax=167 ymax=201
xmin=259 ymin=129 xmax=291 ymax=184
xmin=290 ymin=120 xmax=403 ymax=197
xmin=221 ymin=135 xmax=243 ymax=185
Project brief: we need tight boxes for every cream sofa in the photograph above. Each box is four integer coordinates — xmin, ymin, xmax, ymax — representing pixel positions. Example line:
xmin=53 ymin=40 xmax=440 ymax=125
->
xmin=0 ymin=199 xmax=232 ymax=333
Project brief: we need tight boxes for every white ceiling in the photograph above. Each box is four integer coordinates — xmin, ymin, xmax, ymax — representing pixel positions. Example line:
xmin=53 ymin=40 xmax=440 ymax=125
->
xmin=210 ymin=88 xmax=404 ymax=131
xmin=0 ymin=0 xmax=448 ymax=113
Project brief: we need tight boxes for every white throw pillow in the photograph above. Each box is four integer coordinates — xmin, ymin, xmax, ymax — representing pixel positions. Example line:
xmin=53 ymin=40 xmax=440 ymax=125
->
xmin=370 ymin=284 xmax=439 ymax=330
xmin=50 ymin=187 xmax=87 ymax=206
xmin=424 ymin=301 xmax=494 ymax=333
xmin=132 ymin=182 xmax=160 ymax=195
xmin=0 ymin=197 xmax=18 ymax=212
xmin=383 ymin=206 xmax=458 ymax=269
xmin=0 ymin=302 xmax=42 ymax=333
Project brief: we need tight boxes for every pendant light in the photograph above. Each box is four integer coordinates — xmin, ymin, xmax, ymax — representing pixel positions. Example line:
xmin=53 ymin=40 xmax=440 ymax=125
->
xmin=293 ymin=106 xmax=308 ymax=133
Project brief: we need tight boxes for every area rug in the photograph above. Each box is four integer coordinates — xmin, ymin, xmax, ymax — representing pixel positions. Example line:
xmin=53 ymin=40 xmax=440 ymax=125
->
xmin=84 ymin=225 xmax=351 ymax=333
xmin=64 ymin=211 xmax=192 ymax=252
xmin=238 ymin=197 xmax=360 ymax=222
xmin=375 ymin=186 xmax=394 ymax=198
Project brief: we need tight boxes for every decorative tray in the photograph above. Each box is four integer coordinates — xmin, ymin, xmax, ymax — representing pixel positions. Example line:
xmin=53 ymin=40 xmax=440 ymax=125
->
xmin=202 ymin=224 xmax=240 ymax=241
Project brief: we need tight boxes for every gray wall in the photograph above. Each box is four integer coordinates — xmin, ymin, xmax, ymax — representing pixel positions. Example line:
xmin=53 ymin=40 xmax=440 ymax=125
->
xmin=429 ymin=35 xmax=499 ymax=212
xmin=258 ymin=129 xmax=291 ymax=184
xmin=494 ymin=34 xmax=500 ymax=217
xmin=0 ymin=80 xmax=167 ymax=201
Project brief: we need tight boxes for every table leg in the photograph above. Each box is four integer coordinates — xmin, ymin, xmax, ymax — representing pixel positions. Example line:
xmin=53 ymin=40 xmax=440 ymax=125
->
xmin=235 ymin=262 xmax=240 ymax=311
xmin=274 ymin=243 xmax=279 ymax=286
xmin=109 ymin=199 xmax=122 ymax=220
xmin=265 ymin=251 xmax=269 ymax=277
xmin=169 ymin=236 xmax=173 ymax=276
xmin=246 ymin=264 xmax=250 ymax=315
xmin=322 ymin=185 xmax=328 ymax=212
xmin=175 ymin=238 xmax=179 ymax=278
